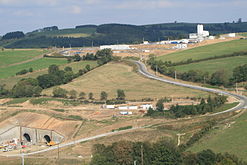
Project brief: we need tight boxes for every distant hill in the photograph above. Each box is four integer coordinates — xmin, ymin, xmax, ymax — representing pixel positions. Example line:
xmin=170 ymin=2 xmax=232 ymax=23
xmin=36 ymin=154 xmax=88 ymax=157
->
xmin=1 ymin=22 xmax=247 ymax=48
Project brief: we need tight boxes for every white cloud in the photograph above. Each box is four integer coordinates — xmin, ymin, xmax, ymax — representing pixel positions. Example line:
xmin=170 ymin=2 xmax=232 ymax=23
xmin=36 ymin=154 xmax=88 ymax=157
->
xmin=115 ymin=0 xmax=174 ymax=10
xmin=0 ymin=0 xmax=58 ymax=6
xmin=13 ymin=10 xmax=33 ymax=16
xmin=84 ymin=0 xmax=101 ymax=5
xmin=70 ymin=5 xmax=81 ymax=14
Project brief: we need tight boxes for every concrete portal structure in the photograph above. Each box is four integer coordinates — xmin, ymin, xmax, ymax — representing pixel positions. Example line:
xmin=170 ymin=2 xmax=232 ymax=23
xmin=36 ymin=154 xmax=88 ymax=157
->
xmin=0 ymin=126 xmax=64 ymax=145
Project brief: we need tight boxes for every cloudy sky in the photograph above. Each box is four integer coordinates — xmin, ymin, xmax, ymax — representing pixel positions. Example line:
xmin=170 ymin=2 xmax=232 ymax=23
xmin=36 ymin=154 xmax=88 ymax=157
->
xmin=0 ymin=0 xmax=246 ymax=35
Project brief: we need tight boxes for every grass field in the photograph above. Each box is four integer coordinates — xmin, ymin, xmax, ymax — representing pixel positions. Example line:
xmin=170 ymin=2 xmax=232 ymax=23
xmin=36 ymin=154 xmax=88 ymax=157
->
xmin=29 ymin=27 xmax=97 ymax=37
xmin=188 ymin=111 xmax=247 ymax=161
xmin=43 ymin=62 xmax=211 ymax=100
xmin=0 ymin=49 xmax=47 ymax=67
xmin=57 ymin=33 xmax=90 ymax=38
xmin=157 ymin=39 xmax=247 ymax=62
xmin=174 ymin=56 xmax=247 ymax=78
xmin=0 ymin=58 xmax=67 ymax=79
xmin=0 ymin=60 xmax=97 ymax=89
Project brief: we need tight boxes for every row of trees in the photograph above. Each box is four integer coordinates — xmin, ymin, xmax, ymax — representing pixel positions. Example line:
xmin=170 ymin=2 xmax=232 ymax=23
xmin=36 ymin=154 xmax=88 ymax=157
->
xmin=147 ymin=95 xmax=227 ymax=118
xmin=91 ymin=139 xmax=246 ymax=165
xmin=52 ymin=87 xmax=126 ymax=101
xmin=68 ymin=49 xmax=113 ymax=66
xmin=148 ymin=56 xmax=247 ymax=87
xmin=16 ymin=68 xmax=33 ymax=75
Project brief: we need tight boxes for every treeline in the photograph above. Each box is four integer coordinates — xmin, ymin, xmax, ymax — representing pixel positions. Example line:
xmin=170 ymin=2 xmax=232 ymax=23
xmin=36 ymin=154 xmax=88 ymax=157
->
xmin=90 ymin=139 xmax=246 ymax=165
xmin=2 ymin=31 xmax=25 ymax=40
xmin=51 ymin=87 xmax=126 ymax=101
xmin=16 ymin=68 xmax=33 ymax=75
xmin=147 ymin=95 xmax=227 ymax=118
xmin=148 ymin=55 xmax=247 ymax=87
xmin=0 ymin=49 xmax=113 ymax=98
xmin=169 ymin=96 xmax=227 ymax=118
xmin=2 ymin=22 xmax=247 ymax=48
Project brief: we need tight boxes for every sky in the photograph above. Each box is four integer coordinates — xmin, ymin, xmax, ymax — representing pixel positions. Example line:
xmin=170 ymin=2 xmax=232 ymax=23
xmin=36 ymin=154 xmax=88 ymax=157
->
xmin=0 ymin=0 xmax=246 ymax=35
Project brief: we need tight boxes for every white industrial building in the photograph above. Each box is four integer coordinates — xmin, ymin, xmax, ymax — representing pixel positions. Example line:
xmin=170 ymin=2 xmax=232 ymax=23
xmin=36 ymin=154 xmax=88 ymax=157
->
xmin=100 ymin=44 xmax=131 ymax=50
xmin=189 ymin=24 xmax=209 ymax=41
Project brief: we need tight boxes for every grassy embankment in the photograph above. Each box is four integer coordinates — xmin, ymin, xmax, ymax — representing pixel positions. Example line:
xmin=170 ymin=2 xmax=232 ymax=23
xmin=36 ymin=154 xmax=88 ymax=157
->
xmin=43 ymin=62 xmax=211 ymax=100
xmin=188 ymin=110 xmax=247 ymax=161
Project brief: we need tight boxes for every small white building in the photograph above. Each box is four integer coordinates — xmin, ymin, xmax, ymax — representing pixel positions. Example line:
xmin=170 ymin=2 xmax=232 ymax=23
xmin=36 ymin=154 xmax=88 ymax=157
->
xmin=100 ymin=45 xmax=131 ymax=50
xmin=140 ymin=104 xmax=153 ymax=110
xmin=120 ymin=111 xmax=128 ymax=115
xmin=118 ymin=106 xmax=128 ymax=110
xmin=173 ymin=44 xmax=187 ymax=49
xmin=106 ymin=105 xmax=115 ymax=109
xmin=128 ymin=106 xmax=138 ymax=110
xmin=143 ymin=41 xmax=149 ymax=45
xmin=227 ymin=33 xmax=236 ymax=38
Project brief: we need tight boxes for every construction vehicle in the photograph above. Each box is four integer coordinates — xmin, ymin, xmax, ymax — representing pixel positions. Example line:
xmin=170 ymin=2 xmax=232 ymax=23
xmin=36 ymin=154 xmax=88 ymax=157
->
xmin=47 ymin=141 xmax=56 ymax=146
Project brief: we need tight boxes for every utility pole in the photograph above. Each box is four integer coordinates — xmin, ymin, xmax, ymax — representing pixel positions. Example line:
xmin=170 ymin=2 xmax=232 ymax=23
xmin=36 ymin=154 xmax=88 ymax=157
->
xmin=141 ymin=144 xmax=144 ymax=165
xmin=57 ymin=143 xmax=60 ymax=164
xmin=236 ymin=82 xmax=238 ymax=94
xmin=174 ymin=71 xmax=177 ymax=80
xmin=155 ymin=65 xmax=158 ymax=75
xmin=21 ymin=153 xmax=25 ymax=165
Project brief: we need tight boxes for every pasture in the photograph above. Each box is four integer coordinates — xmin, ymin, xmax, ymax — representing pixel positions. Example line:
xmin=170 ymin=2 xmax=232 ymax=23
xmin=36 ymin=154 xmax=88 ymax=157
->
xmin=0 ymin=49 xmax=48 ymax=67
xmin=43 ymin=62 xmax=211 ymax=100
xmin=174 ymin=56 xmax=247 ymax=78
xmin=157 ymin=39 xmax=247 ymax=62
xmin=0 ymin=60 xmax=97 ymax=89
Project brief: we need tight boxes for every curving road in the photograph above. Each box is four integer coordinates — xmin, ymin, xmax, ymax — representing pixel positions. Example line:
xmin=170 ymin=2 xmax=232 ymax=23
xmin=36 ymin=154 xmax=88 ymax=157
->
xmin=134 ymin=60 xmax=247 ymax=115
xmin=2 ymin=61 xmax=247 ymax=158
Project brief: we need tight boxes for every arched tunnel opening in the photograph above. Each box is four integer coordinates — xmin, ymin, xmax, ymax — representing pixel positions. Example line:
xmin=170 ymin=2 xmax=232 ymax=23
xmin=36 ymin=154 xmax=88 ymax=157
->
xmin=23 ymin=133 xmax=31 ymax=142
xmin=44 ymin=135 xmax=51 ymax=143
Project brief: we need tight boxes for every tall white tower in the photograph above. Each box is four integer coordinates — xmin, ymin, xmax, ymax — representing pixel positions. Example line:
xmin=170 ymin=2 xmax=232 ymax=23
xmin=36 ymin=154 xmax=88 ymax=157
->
xmin=197 ymin=24 xmax=204 ymax=35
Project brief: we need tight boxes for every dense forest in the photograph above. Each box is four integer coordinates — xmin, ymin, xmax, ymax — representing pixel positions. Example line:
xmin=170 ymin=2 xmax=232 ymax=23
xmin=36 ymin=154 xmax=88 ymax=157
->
xmin=1 ymin=22 xmax=247 ymax=48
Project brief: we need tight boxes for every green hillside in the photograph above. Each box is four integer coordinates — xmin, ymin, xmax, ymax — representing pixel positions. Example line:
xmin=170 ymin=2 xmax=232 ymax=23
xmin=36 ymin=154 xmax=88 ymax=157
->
xmin=188 ymin=111 xmax=247 ymax=161
xmin=2 ymin=22 xmax=247 ymax=48
xmin=27 ymin=27 xmax=97 ymax=38
xmin=0 ymin=49 xmax=47 ymax=67
xmin=174 ymin=56 xmax=247 ymax=78
xmin=0 ymin=60 xmax=97 ymax=89
xmin=0 ymin=58 xmax=67 ymax=79
xmin=157 ymin=39 xmax=247 ymax=62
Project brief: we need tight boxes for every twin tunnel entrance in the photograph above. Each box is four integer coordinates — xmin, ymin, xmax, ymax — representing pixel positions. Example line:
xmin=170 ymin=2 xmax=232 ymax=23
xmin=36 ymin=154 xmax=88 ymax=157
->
xmin=23 ymin=133 xmax=51 ymax=143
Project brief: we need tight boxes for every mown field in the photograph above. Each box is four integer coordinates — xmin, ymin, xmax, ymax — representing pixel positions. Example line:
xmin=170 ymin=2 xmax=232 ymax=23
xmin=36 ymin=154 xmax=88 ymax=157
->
xmin=188 ymin=111 xmax=247 ymax=161
xmin=157 ymin=39 xmax=247 ymax=62
xmin=174 ymin=56 xmax=247 ymax=78
xmin=28 ymin=27 xmax=97 ymax=38
xmin=0 ymin=49 xmax=48 ymax=67
xmin=0 ymin=60 xmax=97 ymax=89
xmin=43 ymin=62 xmax=211 ymax=100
